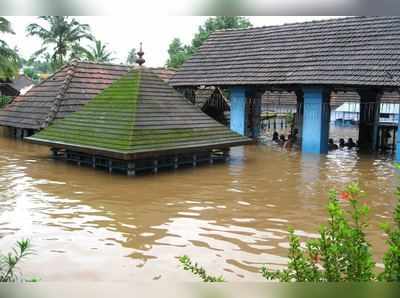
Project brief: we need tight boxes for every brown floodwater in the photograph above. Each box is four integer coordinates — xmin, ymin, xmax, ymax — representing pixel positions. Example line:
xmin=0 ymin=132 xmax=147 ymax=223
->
xmin=0 ymin=129 xmax=398 ymax=281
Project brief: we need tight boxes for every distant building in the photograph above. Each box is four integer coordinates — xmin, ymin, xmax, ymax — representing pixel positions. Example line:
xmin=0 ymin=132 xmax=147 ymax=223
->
xmin=0 ymin=75 xmax=34 ymax=97
xmin=332 ymin=102 xmax=400 ymax=125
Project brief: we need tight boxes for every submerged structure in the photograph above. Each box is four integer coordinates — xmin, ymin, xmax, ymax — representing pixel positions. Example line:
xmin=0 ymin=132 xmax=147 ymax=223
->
xmin=170 ymin=16 xmax=400 ymax=159
xmin=26 ymin=61 xmax=251 ymax=175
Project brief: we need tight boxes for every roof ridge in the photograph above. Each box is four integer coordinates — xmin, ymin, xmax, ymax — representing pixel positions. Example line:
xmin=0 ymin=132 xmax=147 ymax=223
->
xmin=40 ymin=60 xmax=78 ymax=129
xmin=75 ymin=59 xmax=132 ymax=69
xmin=212 ymin=16 xmax=395 ymax=34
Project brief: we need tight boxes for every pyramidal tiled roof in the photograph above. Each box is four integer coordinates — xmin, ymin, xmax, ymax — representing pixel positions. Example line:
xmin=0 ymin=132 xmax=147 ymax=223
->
xmin=27 ymin=68 xmax=251 ymax=159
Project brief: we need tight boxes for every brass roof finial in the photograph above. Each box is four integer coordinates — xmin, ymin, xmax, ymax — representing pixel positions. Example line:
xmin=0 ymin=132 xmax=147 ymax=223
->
xmin=136 ymin=42 xmax=145 ymax=66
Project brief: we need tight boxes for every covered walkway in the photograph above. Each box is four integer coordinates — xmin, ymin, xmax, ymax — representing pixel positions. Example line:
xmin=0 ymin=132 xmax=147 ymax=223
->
xmin=170 ymin=16 xmax=400 ymax=160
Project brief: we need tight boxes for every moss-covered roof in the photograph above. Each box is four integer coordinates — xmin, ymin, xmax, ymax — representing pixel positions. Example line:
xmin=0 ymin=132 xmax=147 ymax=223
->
xmin=27 ymin=67 xmax=251 ymax=159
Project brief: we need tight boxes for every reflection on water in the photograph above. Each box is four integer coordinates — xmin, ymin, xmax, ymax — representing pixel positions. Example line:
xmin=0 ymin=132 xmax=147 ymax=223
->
xmin=0 ymin=135 xmax=397 ymax=281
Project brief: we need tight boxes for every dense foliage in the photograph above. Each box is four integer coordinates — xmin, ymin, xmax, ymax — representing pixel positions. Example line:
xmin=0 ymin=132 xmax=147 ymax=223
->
xmin=0 ymin=17 xmax=19 ymax=80
xmin=180 ymin=182 xmax=400 ymax=282
xmin=126 ymin=48 xmax=137 ymax=65
xmin=379 ymin=175 xmax=400 ymax=281
xmin=0 ymin=239 xmax=33 ymax=282
xmin=166 ymin=16 xmax=252 ymax=68
xmin=26 ymin=16 xmax=93 ymax=70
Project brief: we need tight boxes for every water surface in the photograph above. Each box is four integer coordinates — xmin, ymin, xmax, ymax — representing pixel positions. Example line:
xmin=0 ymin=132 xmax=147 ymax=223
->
xmin=0 ymin=135 xmax=397 ymax=281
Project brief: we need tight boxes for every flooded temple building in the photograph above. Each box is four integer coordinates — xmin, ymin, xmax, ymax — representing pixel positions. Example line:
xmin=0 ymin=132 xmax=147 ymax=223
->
xmin=26 ymin=52 xmax=251 ymax=175
xmin=170 ymin=16 xmax=400 ymax=159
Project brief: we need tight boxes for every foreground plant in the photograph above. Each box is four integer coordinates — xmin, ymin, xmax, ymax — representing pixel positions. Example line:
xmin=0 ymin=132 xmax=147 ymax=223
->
xmin=179 ymin=255 xmax=224 ymax=282
xmin=0 ymin=239 xmax=33 ymax=282
xmin=379 ymin=185 xmax=400 ymax=281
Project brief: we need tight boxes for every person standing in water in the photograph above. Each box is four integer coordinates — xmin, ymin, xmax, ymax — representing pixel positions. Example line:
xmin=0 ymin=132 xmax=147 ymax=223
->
xmin=328 ymin=138 xmax=339 ymax=150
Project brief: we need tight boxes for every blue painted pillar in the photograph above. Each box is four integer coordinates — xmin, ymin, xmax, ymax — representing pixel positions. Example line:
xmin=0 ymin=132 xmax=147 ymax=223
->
xmin=396 ymin=111 xmax=400 ymax=162
xmin=301 ymin=88 xmax=330 ymax=154
xmin=230 ymin=87 xmax=247 ymax=135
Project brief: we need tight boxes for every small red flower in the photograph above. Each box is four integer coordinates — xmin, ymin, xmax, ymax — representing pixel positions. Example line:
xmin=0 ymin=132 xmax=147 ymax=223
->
xmin=311 ymin=254 xmax=320 ymax=263
xmin=340 ymin=191 xmax=351 ymax=201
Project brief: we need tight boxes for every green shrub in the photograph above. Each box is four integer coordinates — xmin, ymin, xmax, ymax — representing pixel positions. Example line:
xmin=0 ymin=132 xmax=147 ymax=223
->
xmin=0 ymin=239 xmax=33 ymax=282
xmin=379 ymin=185 xmax=400 ymax=281
xmin=179 ymin=255 xmax=224 ymax=282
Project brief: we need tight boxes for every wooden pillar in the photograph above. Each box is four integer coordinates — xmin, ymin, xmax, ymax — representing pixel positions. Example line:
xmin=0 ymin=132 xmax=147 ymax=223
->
xmin=295 ymin=89 xmax=304 ymax=146
xmin=358 ymin=89 xmax=382 ymax=152
xmin=301 ymin=87 xmax=331 ymax=154
xmin=173 ymin=156 xmax=178 ymax=169
xmin=51 ymin=148 xmax=59 ymax=158
xmin=209 ymin=152 xmax=214 ymax=164
xmin=223 ymin=149 xmax=230 ymax=161
xmin=22 ymin=129 xmax=29 ymax=138
xmin=92 ymin=156 xmax=96 ymax=168
xmin=108 ymin=160 xmax=113 ymax=173
xmin=127 ymin=161 xmax=136 ymax=176
xmin=192 ymin=154 xmax=197 ymax=167
xmin=249 ymin=89 xmax=264 ymax=139
xmin=153 ymin=160 xmax=158 ymax=173
xmin=15 ymin=128 xmax=22 ymax=139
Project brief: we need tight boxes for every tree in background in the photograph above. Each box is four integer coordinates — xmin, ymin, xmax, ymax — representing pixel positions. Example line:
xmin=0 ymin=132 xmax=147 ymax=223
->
xmin=19 ymin=53 xmax=53 ymax=82
xmin=82 ymin=39 xmax=114 ymax=63
xmin=0 ymin=17 xmax=19 ymax=80
xmin=26 ymin=16 xmax=93 ymax=70
xmin=166 ymin=38 xmax=191 ymax=69
xmin=126 ymin=48 xmax=137 ymax=65
xmin=166 ymin=16 xmax=252 ymax=68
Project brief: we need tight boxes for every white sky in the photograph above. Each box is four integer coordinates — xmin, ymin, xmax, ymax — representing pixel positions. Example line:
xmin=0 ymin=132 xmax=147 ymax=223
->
xmin=3 ymin=16 xmax=339 ymax=67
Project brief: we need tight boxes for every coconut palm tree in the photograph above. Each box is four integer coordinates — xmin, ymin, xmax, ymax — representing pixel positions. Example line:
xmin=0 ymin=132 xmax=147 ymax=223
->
xmin=83 ymin=39 xmax=114 ymax=63
xmin=26 ymin=16 xmax=93 ymax=69
xmin=126 ymin=48 xmax=137 ymax=65
xmin=0 ymin=17 xmax=19 ymax=80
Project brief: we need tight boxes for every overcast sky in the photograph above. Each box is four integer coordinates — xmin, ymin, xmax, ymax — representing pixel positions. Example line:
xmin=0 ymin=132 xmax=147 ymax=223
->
xmin=3 ymin=16 xmax=339 ymax=67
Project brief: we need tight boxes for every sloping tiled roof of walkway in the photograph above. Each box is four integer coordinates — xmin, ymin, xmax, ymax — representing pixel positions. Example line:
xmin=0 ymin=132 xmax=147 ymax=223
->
xmin=170 ymin=16 xmax=400 ymax=88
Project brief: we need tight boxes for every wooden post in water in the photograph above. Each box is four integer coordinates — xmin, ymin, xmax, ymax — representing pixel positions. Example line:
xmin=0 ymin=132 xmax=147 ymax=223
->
xmin=173 ymin=156 xmax=178 ymax=169
xmin=108 ymin=160 xmax=113 ymax=173
xmin=192 ymin=154 xmax=197 ymax=167
xmin=127 ymin=161 xmax=136 ymax=176
xmin=209 ymin=152 xmax=214 ymax=164
xmin=153 ymin=160 xmax=158 ymax=173
xmin=92 ymin=156 xmax=96 ymax=168
xmin=51 ymin=148 xmax=58 ymax=158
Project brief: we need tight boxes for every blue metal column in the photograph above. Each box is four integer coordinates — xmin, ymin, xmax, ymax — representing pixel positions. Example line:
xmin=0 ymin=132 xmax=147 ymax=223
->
xmin=230 ymin=87 xmax=247 ymax=135
xmin=396 ymin=111 xmax=400 ymax=162
xmin=301 ymin=88 xmax=330 ymax=154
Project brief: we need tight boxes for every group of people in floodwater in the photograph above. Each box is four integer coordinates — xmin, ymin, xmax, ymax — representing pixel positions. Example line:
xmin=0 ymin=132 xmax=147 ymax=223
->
xmin=272 ymin=130 xmax=358 ymax=151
